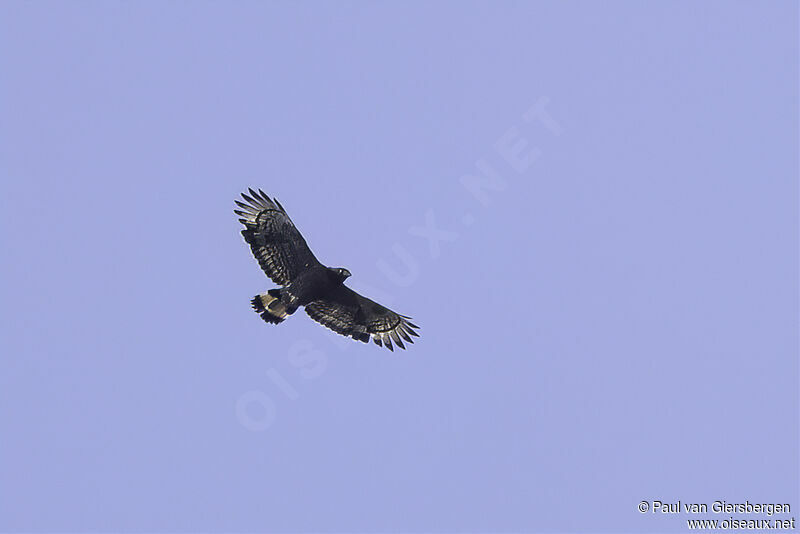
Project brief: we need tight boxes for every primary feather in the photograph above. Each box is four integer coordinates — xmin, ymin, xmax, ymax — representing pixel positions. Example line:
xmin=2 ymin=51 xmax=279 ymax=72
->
xmin=236 ymin=188 xmax=321 ymax=286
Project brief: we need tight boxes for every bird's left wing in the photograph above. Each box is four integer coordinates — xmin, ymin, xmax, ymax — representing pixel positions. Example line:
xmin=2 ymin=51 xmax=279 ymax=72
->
xmin=305 ymin=285 xmax=420 ymax=351
xmin=235 ymin=188 xmax=322 ymax=286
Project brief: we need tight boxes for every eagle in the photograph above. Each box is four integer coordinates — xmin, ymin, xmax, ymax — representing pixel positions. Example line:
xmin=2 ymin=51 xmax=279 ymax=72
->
xmin=234 ymin=188 xmax=419 ymax=351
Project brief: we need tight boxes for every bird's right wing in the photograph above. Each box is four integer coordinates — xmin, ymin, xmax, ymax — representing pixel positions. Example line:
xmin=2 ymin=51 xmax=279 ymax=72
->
xmin=235 ymin=188 xmax=321 ymax=286
xmin=305 ymin=285 xmax=420 ymax=351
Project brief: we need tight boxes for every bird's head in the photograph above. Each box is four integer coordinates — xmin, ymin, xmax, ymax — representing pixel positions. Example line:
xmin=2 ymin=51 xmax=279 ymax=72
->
xmin=330 ymin=267 xmax=352 ymax=282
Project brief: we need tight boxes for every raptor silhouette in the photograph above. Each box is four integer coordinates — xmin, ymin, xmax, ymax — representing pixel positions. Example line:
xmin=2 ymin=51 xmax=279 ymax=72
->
xmin=234 ymin=188 xmax=419 ymax=351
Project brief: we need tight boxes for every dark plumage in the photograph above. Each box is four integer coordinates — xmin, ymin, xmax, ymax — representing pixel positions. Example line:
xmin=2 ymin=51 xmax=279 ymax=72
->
xmin=235 ymin=188 xmax=419 ymax=350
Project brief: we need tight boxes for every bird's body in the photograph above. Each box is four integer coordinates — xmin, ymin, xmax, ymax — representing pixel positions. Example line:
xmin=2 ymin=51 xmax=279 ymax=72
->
xmin=234 ymin=188 xmax=419 ymax=350
xmin=284 ymin=265 xmax=345 ymax=307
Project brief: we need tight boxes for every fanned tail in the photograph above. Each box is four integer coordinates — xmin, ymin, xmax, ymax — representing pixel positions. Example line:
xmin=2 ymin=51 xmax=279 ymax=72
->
xmin=251 ymin=289 xmax=290 ymax=324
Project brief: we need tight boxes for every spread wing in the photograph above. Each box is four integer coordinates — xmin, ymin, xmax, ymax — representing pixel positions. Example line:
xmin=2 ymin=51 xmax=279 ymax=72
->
xmin=305 ymin=285 xmax=420 ymax=351
xmin=235 ymin=188 xmax=321 ymax=286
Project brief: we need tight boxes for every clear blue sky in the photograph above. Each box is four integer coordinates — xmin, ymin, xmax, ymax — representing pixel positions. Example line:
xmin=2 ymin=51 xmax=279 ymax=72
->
xmin=1 ymin=1 xmax=797 ymax=532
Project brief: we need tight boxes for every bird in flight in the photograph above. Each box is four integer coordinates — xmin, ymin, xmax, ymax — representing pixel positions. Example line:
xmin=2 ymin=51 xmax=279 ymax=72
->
xmin=234 ymin=188 xmax=419 ymax=351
